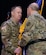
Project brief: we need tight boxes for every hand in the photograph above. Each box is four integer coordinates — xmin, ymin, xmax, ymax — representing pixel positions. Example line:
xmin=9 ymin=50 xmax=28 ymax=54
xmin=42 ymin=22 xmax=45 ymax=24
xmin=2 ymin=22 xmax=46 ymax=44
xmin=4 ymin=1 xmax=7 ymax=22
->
xmin=14 ymin=47 xmax=22 ymax=55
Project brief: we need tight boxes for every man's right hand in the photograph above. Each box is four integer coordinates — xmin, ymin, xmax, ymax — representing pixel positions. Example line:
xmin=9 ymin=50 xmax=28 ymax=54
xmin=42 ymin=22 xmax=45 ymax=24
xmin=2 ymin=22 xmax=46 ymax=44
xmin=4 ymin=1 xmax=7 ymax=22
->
xmin=14 ymin=47 xmax=22 ymax=55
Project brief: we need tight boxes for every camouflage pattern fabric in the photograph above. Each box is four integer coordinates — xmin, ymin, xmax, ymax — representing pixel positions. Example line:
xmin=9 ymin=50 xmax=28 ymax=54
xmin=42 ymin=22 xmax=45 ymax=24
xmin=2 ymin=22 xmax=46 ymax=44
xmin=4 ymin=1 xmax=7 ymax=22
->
xmin=1 ymin=18 xmax=20 ymax=55
xmin=19 ymin=12 xmax=46 ymax=55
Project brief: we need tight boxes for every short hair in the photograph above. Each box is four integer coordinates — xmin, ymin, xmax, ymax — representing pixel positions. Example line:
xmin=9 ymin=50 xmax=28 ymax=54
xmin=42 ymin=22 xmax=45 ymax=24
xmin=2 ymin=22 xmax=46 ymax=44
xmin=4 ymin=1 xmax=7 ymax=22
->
xmin=11 ymin=6 xmax=22 ymax=12
xmin=28 ymin=3 xmax=39 ymax=11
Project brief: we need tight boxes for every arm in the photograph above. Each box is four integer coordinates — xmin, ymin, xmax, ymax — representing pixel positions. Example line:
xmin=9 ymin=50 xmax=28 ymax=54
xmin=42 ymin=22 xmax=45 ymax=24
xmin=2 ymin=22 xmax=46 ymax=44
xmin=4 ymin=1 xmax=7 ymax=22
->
xmin=1 ymin=23 xmax=15 ymax=54
xmin=14 ymin=19 xmax=33 ymax=54
xmin=18 ymin=18 xmax=34 ymax=47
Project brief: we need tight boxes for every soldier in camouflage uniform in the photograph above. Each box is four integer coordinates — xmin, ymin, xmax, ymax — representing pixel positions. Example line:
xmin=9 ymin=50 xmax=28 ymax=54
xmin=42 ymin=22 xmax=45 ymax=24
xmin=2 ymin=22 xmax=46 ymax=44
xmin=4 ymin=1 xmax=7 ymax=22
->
xmin=1 ymin=6 xmax=22 ymax=55
xmin=15 ymin=3 xmax=46 ymax=55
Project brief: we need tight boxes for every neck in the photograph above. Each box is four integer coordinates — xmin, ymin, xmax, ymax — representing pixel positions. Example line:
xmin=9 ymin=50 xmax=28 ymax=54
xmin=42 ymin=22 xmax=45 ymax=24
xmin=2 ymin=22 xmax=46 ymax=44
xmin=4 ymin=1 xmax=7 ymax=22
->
xmin=11 ymin=17 xmax=19 ymax=24
xmin=31 ymin=11 xmax=38 ymax=15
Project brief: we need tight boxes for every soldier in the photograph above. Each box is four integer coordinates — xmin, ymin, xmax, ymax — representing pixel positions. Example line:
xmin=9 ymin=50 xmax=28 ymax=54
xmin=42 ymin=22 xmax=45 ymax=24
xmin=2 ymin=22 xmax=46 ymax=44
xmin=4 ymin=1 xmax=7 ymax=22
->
xmin=15 ymin=3 xmax=46 ymax=55
xmin=1 ymin=6 xmax=22 ymax=55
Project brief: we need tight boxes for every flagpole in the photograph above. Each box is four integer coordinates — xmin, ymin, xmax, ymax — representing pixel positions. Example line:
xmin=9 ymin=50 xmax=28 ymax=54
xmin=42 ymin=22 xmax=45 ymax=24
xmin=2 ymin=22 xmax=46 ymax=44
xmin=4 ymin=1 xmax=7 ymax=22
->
xmin=40 ymin=0 xmax=44 ymax=15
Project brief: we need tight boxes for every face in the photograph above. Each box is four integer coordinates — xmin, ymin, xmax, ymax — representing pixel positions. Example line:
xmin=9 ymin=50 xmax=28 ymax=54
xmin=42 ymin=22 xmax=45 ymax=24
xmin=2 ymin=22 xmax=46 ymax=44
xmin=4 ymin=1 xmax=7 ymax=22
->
xmin=27 ymin=7 xmax=31 ymax=17
xmin=12 ymin=7 xmax=22 ymax=22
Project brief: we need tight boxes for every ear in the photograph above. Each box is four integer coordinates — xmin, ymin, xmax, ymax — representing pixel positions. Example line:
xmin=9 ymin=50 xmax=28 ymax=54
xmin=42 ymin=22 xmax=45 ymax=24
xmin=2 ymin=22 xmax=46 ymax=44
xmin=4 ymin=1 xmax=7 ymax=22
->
xmin=11 ymin=11 xmax=14 ymax=16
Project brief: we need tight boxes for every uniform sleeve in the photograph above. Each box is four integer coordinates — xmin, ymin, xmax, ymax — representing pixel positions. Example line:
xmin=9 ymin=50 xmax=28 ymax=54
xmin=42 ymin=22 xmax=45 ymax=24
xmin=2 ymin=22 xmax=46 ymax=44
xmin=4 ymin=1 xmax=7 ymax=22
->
xmin=1 ymin=23 xmax=15 ymax=54
xmin=18 ymin=17 xmax=34 ymax=47
xmin=18 ymin=15 xmax=46 ymax=47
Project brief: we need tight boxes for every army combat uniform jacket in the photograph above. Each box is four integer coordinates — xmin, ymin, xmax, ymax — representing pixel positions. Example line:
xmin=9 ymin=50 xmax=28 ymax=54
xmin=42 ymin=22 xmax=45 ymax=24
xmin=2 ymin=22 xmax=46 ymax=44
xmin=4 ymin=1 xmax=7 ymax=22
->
xmin=1 ymin=18 xmax=20 ymax=55
xmin=19 ymin=12 xmax=46 ymax=55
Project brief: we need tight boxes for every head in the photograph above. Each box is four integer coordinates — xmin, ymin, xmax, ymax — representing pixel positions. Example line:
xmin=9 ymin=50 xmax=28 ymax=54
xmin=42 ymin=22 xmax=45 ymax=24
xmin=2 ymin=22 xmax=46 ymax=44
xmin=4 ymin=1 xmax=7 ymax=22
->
xmin=27 ymin=3 xmax=39 ymax=17
xmin=11 ymin=6 xmax=22 ymax=22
